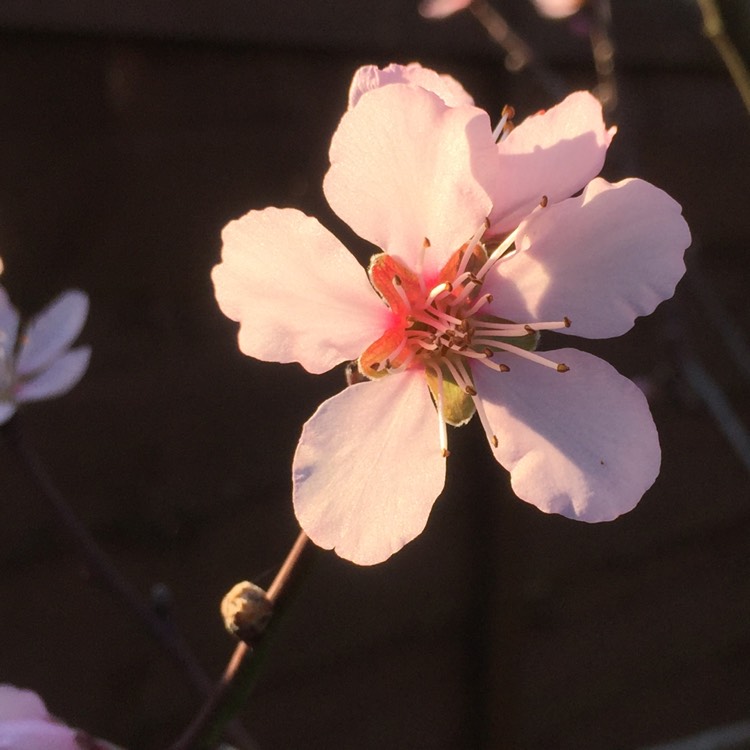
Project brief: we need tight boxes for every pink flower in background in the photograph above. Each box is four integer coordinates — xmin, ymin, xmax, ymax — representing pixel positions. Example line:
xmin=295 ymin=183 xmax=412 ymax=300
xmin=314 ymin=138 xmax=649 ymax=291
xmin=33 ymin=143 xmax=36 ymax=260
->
xmin=531 ymin=0 xmax=585 ymax=19
xmin=0 ymin=288 xmax=91 ymax=424
xmin=213 ymin=65 xmax=690 ymax=565
xmin=0 ymin=684 xmax=118 ymax=749
xmin=418 ymin=0 xmax=473 ymax=19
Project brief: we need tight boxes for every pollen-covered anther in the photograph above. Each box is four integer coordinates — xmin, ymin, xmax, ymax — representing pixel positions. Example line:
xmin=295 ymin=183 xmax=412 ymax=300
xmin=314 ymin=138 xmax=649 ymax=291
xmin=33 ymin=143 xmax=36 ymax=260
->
xmin=563 ymin=316 xmax=571 ymax=328
xmin=441 ymin=448 xmax=450 ymax=458
xmin=483 ymin=347 xmax=493 ymax=358
xmin=423 ymin=237 xmax=431 ymax=248
xmin=465 ymin=385 xmax=477 ymax=396
xmin=491 ymin=435 xmax=499 ymax=448
xmin=426 ymin=281 xmax=453 ymax=303
xmin=540 ymin=195 xmax=549 ymax=208
xmin=557 ymin=363 xmax=570 ymax=373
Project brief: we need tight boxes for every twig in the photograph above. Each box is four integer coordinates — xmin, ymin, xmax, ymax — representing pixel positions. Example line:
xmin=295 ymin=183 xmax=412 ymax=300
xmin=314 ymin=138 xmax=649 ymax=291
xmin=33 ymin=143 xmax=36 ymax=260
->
xmin=697 ymin=0 xmax=750 ymax=114
xmin=170 ymin=530 xmax=311 ymax=750
xmin=468 ymin=0 xmax=569 ymax=100
xmin=1 ymin=417 xmax=254 ymax=749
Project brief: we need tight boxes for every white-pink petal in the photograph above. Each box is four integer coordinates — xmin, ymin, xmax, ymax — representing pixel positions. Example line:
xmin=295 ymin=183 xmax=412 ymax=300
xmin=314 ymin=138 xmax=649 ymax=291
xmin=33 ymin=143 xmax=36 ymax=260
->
xmin=212 ymin=208 xmax=390 ymax=375
xmin=0 ymin=287 xmax=20 ymax=363
xmin=479 ymin=91 xmax=614 ymax=235
xmin=15 ymin=291 xmax=89 ymax=378
xmin=348 ymin=63 xmax=474 ymax=109
xmin=418 ymin=0 xmax=473 ymax=18
xmin=324 ymin=84 xmax=494 ymax=283
xmin=486 ymin=178 xmax=690 ymax=339
xmin=293 ymin=371 xmax=445 ymax=565
xmin=0 ymin=720 xmax=82 ymax=750
xmin=17 ymin=346 xmax=91 ymax=403
xmin=472 ymin=348 xmax=660 ymax=522
xmin=531 ymin=0 xmax=585 ymax=18
xmin=0 ymin=685 xmax=48 ymax=722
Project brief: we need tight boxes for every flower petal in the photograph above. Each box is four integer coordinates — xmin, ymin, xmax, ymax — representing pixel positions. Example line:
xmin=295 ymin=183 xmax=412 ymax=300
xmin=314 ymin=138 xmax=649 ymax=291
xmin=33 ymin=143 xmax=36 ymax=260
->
xmin=0 ymin=685 xmax=48 ymax=721
xmin=212 ymin=208 xmax=390 ymax=375
xmin=486 ymin=178 xmax=690 ymax=338
xmin=0 ymin=287 xmax=20 ymax=362
xmin=324 ymin=84 xmax=494 ymax=282
xmin=16 ymin=291 xmax=89 ymax=377
xmin=472 ymin=348 xmax=660 ymax=521
xmin=480 ymin=92 xmax=614 ymax=235
xmin=293 ymin=371 xmax=446 ymax=565
xmin=16 ymin=346 xmax=91 ymax=403
xmin=418 ymin=0 xmax=473 ymax=18
xmin=0 ymin=720 xmax=81 ymax=750
xmin=348 ymin=63 xmax=474 ymax=109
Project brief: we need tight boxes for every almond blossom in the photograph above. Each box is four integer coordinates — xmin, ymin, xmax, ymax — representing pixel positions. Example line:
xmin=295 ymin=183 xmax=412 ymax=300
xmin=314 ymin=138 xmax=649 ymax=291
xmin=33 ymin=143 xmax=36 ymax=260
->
xmin=0 ymin=288 xmax=91 ymax=424
xmin=0 ymin=684 xmax=119 ymax=750
xmin=213 ymin=65 xmax=690 ymax=565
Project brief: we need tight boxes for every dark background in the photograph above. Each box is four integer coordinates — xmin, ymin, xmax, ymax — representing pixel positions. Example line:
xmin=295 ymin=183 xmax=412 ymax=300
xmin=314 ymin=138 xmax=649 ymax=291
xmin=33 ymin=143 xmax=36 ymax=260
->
xmin=0 ymin=1 xmax=749 ymax=748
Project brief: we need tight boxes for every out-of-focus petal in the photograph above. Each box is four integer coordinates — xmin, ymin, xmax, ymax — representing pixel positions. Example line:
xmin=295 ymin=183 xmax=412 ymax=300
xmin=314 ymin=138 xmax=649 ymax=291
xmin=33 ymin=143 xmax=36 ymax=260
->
xmin=418 ymin=0 xmax=473 ymax=18
xmin=480 ymin=92 xmax=614 ymax=235
xmin=0 ymin=685 xmax=48 ymax=721
xmin=16 ymin=346 xmax=91 ymax=403
xmin=0 ymin=402 xmax=16 ymax=424
xmin=212 ymin=208 xmax=390 ymax=375
xmin=324 ymin=84 xmax=494 ymax=283
xmin=348 ymin=63 xmax=474 ymax=109
xmin=0 ymin=287 xmax=20 ymax=362
xmin=532 ymin=0 xmax=585 ymax=18
xmin=16 ymin=291 xmax=89 ymax=377
xmin=293 ymin=371 xmax=446 ymax=565
xmin=473 ymin=348 xmax=660 ymax=521
xmin=0 ymin=720 xmax=84 ymax=750
xmin=485 ymin=178 xmax=690 ymax=338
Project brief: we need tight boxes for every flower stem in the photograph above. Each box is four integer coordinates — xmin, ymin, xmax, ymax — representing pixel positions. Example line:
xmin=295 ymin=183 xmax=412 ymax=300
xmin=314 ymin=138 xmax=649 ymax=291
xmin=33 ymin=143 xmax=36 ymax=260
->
xmin=1 ymin=416 xmax=253 ymax=749
xmin=468 ymin=0 xmax=568 ymax=99
xmin=169 ymin=530 xmax=312 ymax=750
xmin=696 ymin=0 xmax=750 ymax=114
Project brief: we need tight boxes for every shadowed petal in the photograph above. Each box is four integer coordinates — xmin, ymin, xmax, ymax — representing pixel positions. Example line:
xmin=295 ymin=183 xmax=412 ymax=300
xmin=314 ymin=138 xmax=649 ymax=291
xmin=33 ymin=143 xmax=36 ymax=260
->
xmin=0 ymin=287 xmax=20 ymax=362
xmin=213 ymin=208 xmax=390 ymax=375
xmin=348 ymin=63 xmax=474 ymax=109
xmin=17 ymin=347 xmax=91 ymax=403
xmin=486 ymin=178 xmax=690 ymax=338
xmin=16 ymin=291 xmax=88 ymax=377
xmin=481 ymin=92 xmax=614 ymax=235
xmin=472 ymin=348 xmax=660 ymax=521
xmin=293 ymin=371 xmax=445 ymax=565
xmin=324 ymin=84 xmax=494 ymax=282
xmin=0 ymin=721 xmax=83 ymax=750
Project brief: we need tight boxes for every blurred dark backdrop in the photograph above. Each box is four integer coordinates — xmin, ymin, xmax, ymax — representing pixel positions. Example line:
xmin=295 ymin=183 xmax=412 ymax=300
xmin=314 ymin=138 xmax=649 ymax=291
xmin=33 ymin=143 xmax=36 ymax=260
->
xmin=0 ymin=1 xmax=749 ymax=749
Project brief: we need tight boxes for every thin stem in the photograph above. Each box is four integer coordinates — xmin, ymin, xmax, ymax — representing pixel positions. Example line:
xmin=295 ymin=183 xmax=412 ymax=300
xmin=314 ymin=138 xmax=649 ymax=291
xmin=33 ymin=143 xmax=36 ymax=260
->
xmin=468 ymin=0 xmax=569 ymax=100
xmin=697 ymin=0 xmax=750 ymax=114
xmin=1 ymin=417 xmax=253 ymax=749
xmin=588 ymin=0 xmax=618 ymax=113
xmin=170 ymin=530 xmax=311 ymax=750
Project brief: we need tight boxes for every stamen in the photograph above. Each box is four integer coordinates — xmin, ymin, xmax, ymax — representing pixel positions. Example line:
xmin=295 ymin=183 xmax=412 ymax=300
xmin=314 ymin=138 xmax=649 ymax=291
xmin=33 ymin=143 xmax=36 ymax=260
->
xmin=416 ymin=238 xmax=431 ymax=291
xmin=476 ymin=359 xmax=510 ymax=373
xmin=473 ymin=317 xmax=571 ymax=336
xmin=468 ymin=389 xmax=499 ymax=450
xmin=475 ymin=224 xmax=521 ymax=281
xmin=457 ymin=218 xmax=490 ymax=277
xmin=491 ymin=104 xmax=516 ymax=142
xmin=391 ymin=276 xmax=411 ymax=309
xmin=431 ymin=366 xmax=450 ymax=458
xmin=493 ymin=341 xmax=569 ymax=371
xmin=425 ymin=282 xmax=453 ymax=304
xmin=462 ymin=293 xmax=493 ymax=318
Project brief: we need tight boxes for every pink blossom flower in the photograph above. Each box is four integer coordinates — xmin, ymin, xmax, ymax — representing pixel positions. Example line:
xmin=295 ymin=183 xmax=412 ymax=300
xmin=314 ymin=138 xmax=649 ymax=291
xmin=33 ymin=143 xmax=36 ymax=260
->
xmin=213 ymin=66 xmax=690 ymax=565
xmin=0 ymin=288 xmax=91 ymax=424
xmin=0 ymin=684 xmax=119 ymax=749
xmin=418 ymin=0 xmax=473 ymax=20
xmin=531 ymin=0 xmax=585 ymax=19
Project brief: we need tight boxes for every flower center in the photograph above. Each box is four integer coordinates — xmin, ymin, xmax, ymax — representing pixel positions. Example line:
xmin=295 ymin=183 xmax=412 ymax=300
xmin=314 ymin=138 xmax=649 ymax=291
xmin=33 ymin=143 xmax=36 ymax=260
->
xmin=359 ymin=219 xmax=571 ymax=456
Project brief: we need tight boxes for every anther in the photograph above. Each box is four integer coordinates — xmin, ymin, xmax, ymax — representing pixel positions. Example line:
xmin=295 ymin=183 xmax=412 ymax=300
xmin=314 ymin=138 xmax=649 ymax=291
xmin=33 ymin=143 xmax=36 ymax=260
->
xmin=498 ymin=363 xmax=510 ymax=372
xmin=491 ymin=435 xmax=499 ymax=448
xmin=524 ymin=324 xmax=536 ymax=333
xmin=423 ymin=237 xmax=431 ymax=248
xmin=442 ymin=448 xmax=450 ymax=458
xmin=392 ymin=275 xmax=402 ymax=286
xmin=540 ymin=195 xmax=549 ymax=208
xmin=556 ymin=363 xmax=570 ymax=373
xmin=563 ymin=316 xmax=571 ymax=328
xmin=483 ymin=347 xmax=494 ymax=358
xmin=465 ymin=385 xmax=477 ymax=396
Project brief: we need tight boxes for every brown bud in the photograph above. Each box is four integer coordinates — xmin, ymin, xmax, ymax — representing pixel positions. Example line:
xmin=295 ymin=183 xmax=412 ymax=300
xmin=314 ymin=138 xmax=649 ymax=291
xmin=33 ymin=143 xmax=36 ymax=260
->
xmin=221 ymin=581 xmax=273 ymax=642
